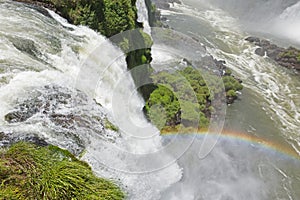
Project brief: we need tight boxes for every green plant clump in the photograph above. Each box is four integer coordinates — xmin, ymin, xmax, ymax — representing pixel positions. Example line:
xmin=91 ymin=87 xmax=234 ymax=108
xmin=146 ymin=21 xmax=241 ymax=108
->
xmin=0 ymin=142 xmax=124 ymax=200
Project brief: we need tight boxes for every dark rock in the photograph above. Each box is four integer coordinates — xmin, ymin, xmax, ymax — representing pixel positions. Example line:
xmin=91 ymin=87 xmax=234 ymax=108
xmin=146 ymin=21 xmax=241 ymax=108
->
xmin=226 ymin=96 xmax=237 ymax=104
xmin=255 ymin=48 xmax=265 ymax=56
xmin=245 ymin=36 xmax=260 ymax=44
xmin=0 ymin=131 xmax=48 ymax=147
xmin=246 ymin=36 xmax=300 ymax=72
xmin=10 ymin=37 xmax=41 ymax=58
xmin=0 ymin=132 xmax=5 ymax=141
xmin=13 ymin=0 xmax=59 ymax=16
xmin=23 ymin=136 xmax=48 ymax=146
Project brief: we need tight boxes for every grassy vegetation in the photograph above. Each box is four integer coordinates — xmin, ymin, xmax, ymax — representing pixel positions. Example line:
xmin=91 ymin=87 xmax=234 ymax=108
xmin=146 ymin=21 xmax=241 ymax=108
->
xmin=0 ymin=142 xmax=124 ymax=200
xmin=145 ymin=66 xmax=243 ymax=131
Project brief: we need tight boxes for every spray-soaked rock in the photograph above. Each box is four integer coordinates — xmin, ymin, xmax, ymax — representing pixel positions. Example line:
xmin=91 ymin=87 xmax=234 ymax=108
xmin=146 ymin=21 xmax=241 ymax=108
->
xmin=0 ymin=131 xmax=48 ymax=147
xmin=3 ymin=85 xmax=119 ymax=155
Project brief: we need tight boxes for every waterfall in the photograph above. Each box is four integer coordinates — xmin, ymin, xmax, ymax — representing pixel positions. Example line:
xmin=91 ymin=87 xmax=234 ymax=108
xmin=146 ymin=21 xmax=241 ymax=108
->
xmin=136 ymin=0 xmax=152 ymax=35
xmin=273 ymin=1 xmax=300 ymax=44
xmin=0 ymin=1 xmax=181 ymax=199
xmin=193 ymin=0 xmax=300 ymax=45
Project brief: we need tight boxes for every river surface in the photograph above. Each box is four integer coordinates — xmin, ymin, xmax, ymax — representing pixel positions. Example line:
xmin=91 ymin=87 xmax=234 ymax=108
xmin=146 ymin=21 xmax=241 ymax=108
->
xmin=152 ymin=0 xmax=300 ymax=199
xmin=0 ymin=0 xmax=299 ymax=200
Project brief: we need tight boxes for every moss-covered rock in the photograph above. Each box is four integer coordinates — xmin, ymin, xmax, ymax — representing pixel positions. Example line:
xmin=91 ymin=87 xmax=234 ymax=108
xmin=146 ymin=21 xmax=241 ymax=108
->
xmin=0 ymin=142 xmax=124 ymax=199
xmin=145 ymin=66 xmax=243 ymax=131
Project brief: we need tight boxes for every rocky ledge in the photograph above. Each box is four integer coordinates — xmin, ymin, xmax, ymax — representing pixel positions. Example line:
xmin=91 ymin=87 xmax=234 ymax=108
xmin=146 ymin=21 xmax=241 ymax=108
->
xmin=246 ymin=36 xmax=300 ymax=71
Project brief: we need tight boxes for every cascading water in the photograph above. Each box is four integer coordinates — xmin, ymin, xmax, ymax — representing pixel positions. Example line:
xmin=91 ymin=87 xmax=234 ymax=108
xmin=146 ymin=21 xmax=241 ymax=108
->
xmin=136 ymin=0 xmax=152 ymax=35
xmin=273 ymin=1 xmax=300 ymax=44
xmin=194 ymin=0 xmax=300 ymax=46
xmin=0 ymin=1 xmax=182 ymax=199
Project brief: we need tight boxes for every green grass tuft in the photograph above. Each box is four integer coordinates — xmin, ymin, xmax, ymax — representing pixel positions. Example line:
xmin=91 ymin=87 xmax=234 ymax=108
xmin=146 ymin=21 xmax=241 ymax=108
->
xmin=0 ymin=142 xmax=124 ymax=200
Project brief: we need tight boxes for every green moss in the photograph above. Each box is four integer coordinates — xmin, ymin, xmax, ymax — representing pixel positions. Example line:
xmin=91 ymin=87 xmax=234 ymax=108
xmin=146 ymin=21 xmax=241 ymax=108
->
xmin=0 ymin=142 xmax=124 ymax=200
xmin=104 ymin=118 xmax=119 ymax=132
xmin=279 ymin=48 xmax=300 ymax=63
xmin=279 ymin=50 xmax=294 ymax=58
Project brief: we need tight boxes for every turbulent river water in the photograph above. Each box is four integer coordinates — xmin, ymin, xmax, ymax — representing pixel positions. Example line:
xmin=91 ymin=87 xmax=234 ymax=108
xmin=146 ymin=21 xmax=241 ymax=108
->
xmin=0 ymin=0 xmax=299 ymax=200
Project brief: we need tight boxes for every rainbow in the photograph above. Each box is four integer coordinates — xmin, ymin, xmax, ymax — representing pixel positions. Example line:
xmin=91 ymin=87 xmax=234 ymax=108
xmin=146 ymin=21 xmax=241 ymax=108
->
xmin=161 ymin=130 xmax=300 ymax=160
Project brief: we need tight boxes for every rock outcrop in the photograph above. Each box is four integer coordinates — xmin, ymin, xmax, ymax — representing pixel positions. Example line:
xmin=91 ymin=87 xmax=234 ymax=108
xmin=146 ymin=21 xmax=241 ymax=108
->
xmin=246 ymin=36 xmax=300 ymax=71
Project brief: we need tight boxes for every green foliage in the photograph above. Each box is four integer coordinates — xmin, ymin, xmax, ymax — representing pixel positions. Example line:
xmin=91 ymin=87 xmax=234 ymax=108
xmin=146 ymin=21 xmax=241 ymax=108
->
xmin=32 ymin=0 xmax=136 ymax=37
xmin=145 ymin=85 xmax=180 ymax=127
xmin=101 ymin=0 xmax=136 ymax=37
xmin=68 ymin=4 xmax=97 ymax=29
xmin=226 ymin=89 xmax=237 ymax=98
xmin=0 ymin=142 xmax=124 ymax=200
xmin=145 ymin=66 xmax=243 ymax=130
xmin=222 ymin=76 xmax=243 ymax=91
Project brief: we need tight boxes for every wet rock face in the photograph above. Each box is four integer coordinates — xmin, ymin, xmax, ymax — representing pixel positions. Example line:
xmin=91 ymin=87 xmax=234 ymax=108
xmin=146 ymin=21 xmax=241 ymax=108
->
xmin=5 ymin=86 xmax=72 ymax=123
xmin=0 ymin=131 xmax=48 ymax=147
xmin=2 ymin=85 xmax=119 ymax=155
xmin=14 ymin=0 xmax=59 ymax=17
xmin=10 ymin=37 xmax=42 ymax=60
xmin=246 ymin=36 xmax=300 ymax=71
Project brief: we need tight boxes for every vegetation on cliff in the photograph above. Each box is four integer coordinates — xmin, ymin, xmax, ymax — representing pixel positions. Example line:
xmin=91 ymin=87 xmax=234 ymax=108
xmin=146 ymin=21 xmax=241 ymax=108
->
xmin=0 ymin=142 xmax=124 ymax=199
xmin=17 ymin=0 xmax=136 ymax=37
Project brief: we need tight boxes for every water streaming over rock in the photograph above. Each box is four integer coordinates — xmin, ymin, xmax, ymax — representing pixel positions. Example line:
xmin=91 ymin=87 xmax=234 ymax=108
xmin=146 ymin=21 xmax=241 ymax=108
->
xmin=136 ymin=0 xmax=152 ymax=35
xmin=0 ymin=1 xmax=182 ymax=199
